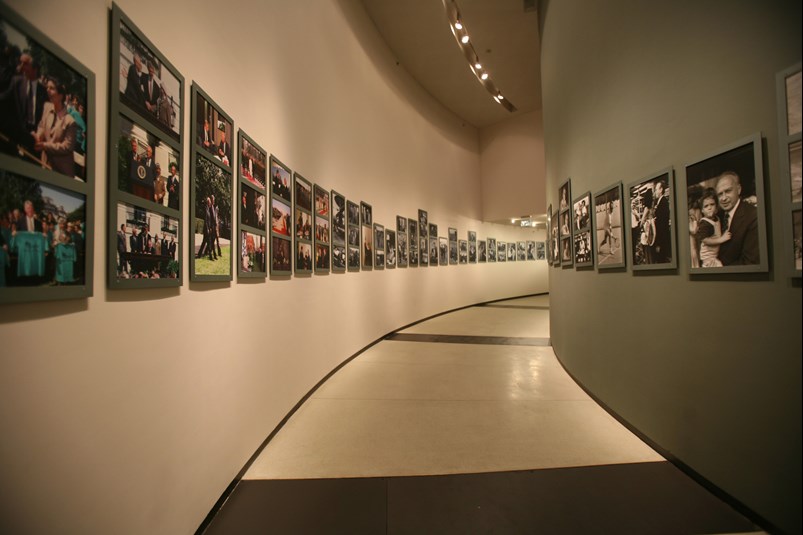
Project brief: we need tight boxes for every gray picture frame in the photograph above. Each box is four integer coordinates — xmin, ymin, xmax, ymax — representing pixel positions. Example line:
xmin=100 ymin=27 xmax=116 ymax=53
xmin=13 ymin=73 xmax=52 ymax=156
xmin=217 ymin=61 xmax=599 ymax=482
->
xmin=347 ymin=200 xmax=360 ymax=272
xmin=438 ymin=236 xmax=448 ymax=266
xmin=558 ymin=178 xmax=572 ymax=214
xmin=293 ymin=173 xmax=312 ymax=275
xmin=396 ymin=215 xmax=407 ymax=268
xmin=458 ymin=239 xmax=468 ymax=264
xmin=560 ymin=236 xmax=573 ymax=267
xmin=573 ymin=230 xmax=593 ymax=267
xmin=1 ymin=5 xmax=96 ymax=303
xmin=428 ymin=223 xmax=438 ymax=266
xmin=331 ymin=190 xmax=346 ymax=273
xmin=550 ymin=208 xmax=560 ymax=266
xmin=313 ymin=184 xmax=330 ymax=274
xmin=526 ymin=241 xmax=536 ymax=261
xmin=107 ymin=4 xmax=181 ymax=291
xmin=237 ymin=130 xmax=266 ymax=278
xmin=508 ymin=242 xmax=517 ymax=262
xmin=373 ymin=223 xmax=385 ymax=269
xmin=478 ymin=239 xmax=487 ymax=263
xmin=627 ymin=167 xmax=677 ymax=272
xmin=497 ymin=240 xmax=506 ymax=262
xmin=361 ymin=201 xmax=373 ymax=270
xmin=776 ymin=63 xmax=802 ymax=277
xmin=572 ymin=191 xmax=592 ymax=233
xmin=269 ymin=155 xmax=292 ymax=276
xmin=488 ymin=238 xmax=497 ymax=262
xmin=408 ymin=218 xmax=418 ymax=267
xmin=468 ymin=230 xmax=477 ymax=263
xmin=683 ymin=134 xmax=767 ymax=275
xmin=386 ymin=229 xmax=397 ymax=269
xmin=593 ymin=182 xmax=626 ymax=270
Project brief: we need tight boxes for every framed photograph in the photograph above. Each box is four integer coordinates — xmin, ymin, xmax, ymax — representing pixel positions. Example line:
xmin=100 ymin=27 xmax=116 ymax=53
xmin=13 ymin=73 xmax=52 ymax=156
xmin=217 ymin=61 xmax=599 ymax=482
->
xmin=397 ymin=215 xmax=407 ymax=233
xmin=386 ymin=229 xmax=396 ymax=269
xmin=546 ymin=204 xmax=552 ymax=262
xmin=194 ymin=87 xmax=232 ymax=169
xmin=331 ymin=190 xmax=345 ymax=244
xmin=296 ymin=174 xmax=312 ymax=212
xmin=240 ymin=231 xmax=266 ymax=274
xmin=191 ymin=152 xmax=232 ymax=281
xmin=593 ymin=182 xmax=625 ymax=270
xmin=526 ymin=241 xmax=536 ymax=261
xmin=347 ymin=245 xmax=360 ymax=271
xmin=347 ymin=224 xmax=360 ymax=248
xmin=559 ymin=210 xmax=571 ymax=239
xmin=793 ymin=210 xmax=802 ymax=272
xmin=408 ymin=218 xmax=418 ymax=267
xmin=428 ymin=223 xmax=438 ymax=266
xmin=627 ymin=168 xmax=676 ymax=271
xmin=332 ymin=244 xmax=346 ymax=272
xmin=108 ymin=5 xmax=182 ymax=291
xmin=438 ymin=236 xmax=448 ymax=266
xmin=478 ymin=240 xmax=487 ymax=262
xmin=488 ymin=238 xmax=497 ymax=262
xmin=776 ymin=63 xmax=802 ymax=277
xmin=560 ymin=236 xmax=573 ymax=267
xmin=347 ymin=200 xmax=360 ymax=272
xmin=114 ymin=200 xmax=179 ymax=280
xmin=684 ymin=134 xmax=766 ymax=274
xmin=293 ymin=173 xmax=312 ymax=275
xmin=315 ymin=243 xmax=330 ymax=272
xmin=237 ymin=130 xmax=266 ymax=278
xmin=458 ymin=239 xmax=468 ymax=264
xmin=313 ymin=185 xmax=330 ymax=274
xmin=296 ymin=241 xmax=312 ymax=273
xmin=449 ymin=239 xmax=458 ymax=265
xmin=397 ymin=216 xmax=408 ymax=268
xmin=508 ymin=242 xmax=517 ymax=262
xmin=497 ymin=240 xmax=506 ymax=262
xmin=550 ymin=209 xmax=560 ymax=266
xmin=361 ymin=222 xmax=373 ymax=270
xmin=360 ymin=201 xmax=372 ymax=226
xmin=0 ymin=6 xmax=96 ymax=303
xmin=558 ymin=178 xmax=571 ymax=213
xmin=418 ymin=209 xmax=428 ymax=237
xmin=347 ymin=200 xmax=359 ymax=227
xmin=517 ymin=241 xmax=526 ymax=261
xmin=373 ymin=223 xmax=385 ymax=269
xmin=468 ymin=230 xmax=477 ymax=263
xmin=574 ymin=231 xmax=593 ymax=267
xmin=573 ymin=191 xmax=591 ymax=232
xmin=269 ymin=155 xmax=292 ymax=276
xmin=536 ymin=241 xmax=546 ymax=260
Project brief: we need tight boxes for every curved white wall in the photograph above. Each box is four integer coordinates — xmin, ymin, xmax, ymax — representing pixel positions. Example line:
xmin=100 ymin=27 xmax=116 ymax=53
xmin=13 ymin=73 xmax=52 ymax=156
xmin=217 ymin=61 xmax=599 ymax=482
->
xmin=0 ymin=1 xmax=547 ymax=533
xmin=541 ymin=1 xmax=801 ymax=533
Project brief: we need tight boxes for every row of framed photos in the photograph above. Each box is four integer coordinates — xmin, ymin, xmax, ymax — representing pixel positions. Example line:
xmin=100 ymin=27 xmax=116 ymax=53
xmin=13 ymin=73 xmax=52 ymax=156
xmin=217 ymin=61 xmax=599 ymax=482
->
xmin=549 ymin=116 xmax=801 ymax=277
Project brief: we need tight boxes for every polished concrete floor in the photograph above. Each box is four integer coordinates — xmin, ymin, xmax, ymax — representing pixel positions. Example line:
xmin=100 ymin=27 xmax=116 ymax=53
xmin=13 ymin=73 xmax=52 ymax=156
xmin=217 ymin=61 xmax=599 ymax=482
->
xmin=204 ymin=295 xmax=761 ymax=534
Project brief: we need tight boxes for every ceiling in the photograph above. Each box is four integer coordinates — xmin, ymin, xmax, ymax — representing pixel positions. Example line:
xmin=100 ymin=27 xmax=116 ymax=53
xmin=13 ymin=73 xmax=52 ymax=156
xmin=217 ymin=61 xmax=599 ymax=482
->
xmin=360 ymin=0 xmax=542 ymax=130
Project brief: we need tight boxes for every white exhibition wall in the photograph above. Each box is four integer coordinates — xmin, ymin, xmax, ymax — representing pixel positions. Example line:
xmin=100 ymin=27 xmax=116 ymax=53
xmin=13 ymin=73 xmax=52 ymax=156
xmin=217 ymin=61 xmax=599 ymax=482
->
xmin=0 ymin=1 xmax=547 ymax=533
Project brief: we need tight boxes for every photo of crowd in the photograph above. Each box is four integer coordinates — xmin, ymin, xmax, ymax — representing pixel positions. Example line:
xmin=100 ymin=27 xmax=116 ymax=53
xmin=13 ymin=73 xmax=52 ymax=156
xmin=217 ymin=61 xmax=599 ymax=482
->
xmin=271 ymin=198 xmax=291 ymax=237
xmin=271 ymin=236 xmax=291 ymax=273
xmin=1 ymin=17 xmax=88 ymax=181
xmin=117 ymin=115 xmax=179 ymax=208
xmin=195 ymin=91 xmax=232 ymax=167
xmin=240 ymin=231 xmax=265 ymax=274
xmin=271 ymin=159 xmax=291 ymax=203
xmin=1 ymin=171 xmax=86 ymax=287
xmin=295 ymin=176 xmax=311 ymax=212
xmin=332 ymin=191 xmax=345 ymax=245
xmin=240 ymin=136 xmax=266 ymax=190
xmin=193 ymin=154 xmax=231 ymax=276
xmin=296 ymin=241 xmax=312 ymax=272
xmin=118 ymin=21 xmax=179 ymax=142
xmin=314 ymin=185 xmax=329 ymax=217
xmin=315 ymin=243 xmax=330 ymax=271
xmin=116 ymin=201 xmax=178 ymax=280
xmin=240 ymin=184 xmax=265 ymax=231
xmin=629 ymin=172 xmax=673 ymax=268
xmin=594 ymin=185 xmax=623 ymax=268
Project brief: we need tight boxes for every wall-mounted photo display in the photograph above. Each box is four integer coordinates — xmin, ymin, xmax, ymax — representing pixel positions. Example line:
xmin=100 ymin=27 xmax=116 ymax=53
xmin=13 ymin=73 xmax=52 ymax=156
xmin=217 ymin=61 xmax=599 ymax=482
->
xmin=418 ymin=209 xmax=429 ymax=265
xmin=269 ymin=155 xmax=292 ymax=276
xmin=628 ymin=167 xmax=676 ymax=271
xmin=455 ymin=239 xmax=466 ymax=264
xmin=293 ymin=173 xmax=312 ymax=275
xmin=1 ymin=5 xmax=96 ymax=304
xmin=373 ymin=223 xmax=385 ymax=269
xmin=684 ymin=134 xmax=766 ymax=274
xmin=428 ymin=223 xmax=438 ymax=266
xmin=507 ymin=242 xmax=517 ymax=262
xmin=559 ymin=210 xmax=571 ymax=241
xmin=237 ymin=130 xmax=266 ymax=279
xmin=361 ymin=201 xmax=372 ymax=270
xmin=468 ymin=230 xmax=477 ymax=263
xmin=448 ymin=227 xmax=458 ymax=265
xmin=550 ymin=209 xmax=560 ymax=266
xmin=438 ymin=236 xmax=448 ymax=266
xmin=558 ymin=178 xmax=571 ymax=214
xmin=560 ymin=236 xmax=573 ymax=267
xmin=593 ymin=182 xmax=625 ymax=270
xmin=488 ymin=238 xmax=497 ymax=262
xmin=776 ymin=63 xmax=801 ymax=277
xmin=313 ymin=185 xmax=330 ymax=273
xmin=109 ymin=5 xmax=182 ymax=291
xmin=526 ymin=241 xmax=536 ymax=261
xmin=517 ymin=241 xmax=526 ymax=261
xmin=115 ymin=200 xmax=179 ymax=280
xmin=573 ymin=191 xmax=591 ymax=233
xmin=574 ymin=231 xmax=593 ymax=267
xmin=386 ymin=229 xmax=397 ymax=268
xmin=536 ymin=241 xmax=546 ymax=260
xmin=396 ymin=216 xmax=407 ymax=268
xmin=478 ymin=239 xmax=487 ymax=262
xmin=408 ymin=218 xmax=418 ymax=267
xmin=331 ymin=191 xmax=346 ymax=273
xmin=190 ymin=85 xmax=233 ymax=282
xmin=346 ymin=200 xmax=360 ymax=272
xmin=195 ymin=89 xmax=232 ymax=169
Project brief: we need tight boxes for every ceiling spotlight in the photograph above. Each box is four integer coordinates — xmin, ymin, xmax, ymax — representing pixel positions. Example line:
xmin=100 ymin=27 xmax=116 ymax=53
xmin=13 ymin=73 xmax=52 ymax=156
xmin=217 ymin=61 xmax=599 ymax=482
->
xmin=510 ymin=218 xmax=516 ymax=224
xmin=454 ymin=21 xmax=463 ymax=30
xmin=493 ymin=96 xmax=500 ymax=103
xmin=461 ymin=34 xmax=469 ymax=44
xmin=474 ymin=62 xmax=482 ymax=69
xmin=481 ymin=72 xmax=489 ymax=80
xmin=497 ymin=94 xmax=504 ymax=100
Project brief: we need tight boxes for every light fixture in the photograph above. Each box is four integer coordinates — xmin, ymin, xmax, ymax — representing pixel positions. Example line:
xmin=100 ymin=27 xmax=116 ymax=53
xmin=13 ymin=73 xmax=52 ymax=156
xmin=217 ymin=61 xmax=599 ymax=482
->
xmin=481 ymin=72 xmax=488 ymax=80
xmin=474 ymin=62 xmax=482 ymax=69
xmin=461 ymin=34 xmax=469 ymax=44
xmin=497 ymin=94 xmax=504 ymax=100
xmin=454 ymin=21 xmax=463 ymax=30
xmin=510 ymin=218 xmax=516 ymax=224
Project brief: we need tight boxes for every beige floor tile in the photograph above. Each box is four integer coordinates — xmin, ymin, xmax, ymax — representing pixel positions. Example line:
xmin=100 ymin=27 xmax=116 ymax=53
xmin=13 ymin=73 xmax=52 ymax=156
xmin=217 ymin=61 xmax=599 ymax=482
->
xmin=491 ymin=294 xmax=551 ymax=307
xmin=399 ymin=306 xmax=550 ymax=338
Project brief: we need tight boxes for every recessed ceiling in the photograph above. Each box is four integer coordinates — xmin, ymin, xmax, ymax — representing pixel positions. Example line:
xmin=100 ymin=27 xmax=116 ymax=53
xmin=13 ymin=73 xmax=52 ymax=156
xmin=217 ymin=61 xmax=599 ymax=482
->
xmin=360 ymin=0 xmax=541 ymax=129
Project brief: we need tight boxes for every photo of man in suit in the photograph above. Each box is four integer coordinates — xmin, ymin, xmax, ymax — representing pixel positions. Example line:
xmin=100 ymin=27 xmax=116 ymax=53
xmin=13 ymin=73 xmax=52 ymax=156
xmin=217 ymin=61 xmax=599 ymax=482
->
xmin=123 ymin=52 xmax=145 ymax=108
xmin=141 ymin=61 xmax=160 ymax=115
xmin=716 ymin=171 xmax=759 ymax=266
xmin=0 ymin=52 xmax=46 ymax=155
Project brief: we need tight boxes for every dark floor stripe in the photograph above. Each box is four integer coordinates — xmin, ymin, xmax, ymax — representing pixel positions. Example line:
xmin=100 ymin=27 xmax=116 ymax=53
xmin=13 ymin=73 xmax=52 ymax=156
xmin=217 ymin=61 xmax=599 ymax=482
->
xmin=386 ymin=333 xmax=551 ymax=346
xmin=204 ymin=463 xmax=758 ymax=535
xmin=477 ymin=304 xmax=551 ymax=310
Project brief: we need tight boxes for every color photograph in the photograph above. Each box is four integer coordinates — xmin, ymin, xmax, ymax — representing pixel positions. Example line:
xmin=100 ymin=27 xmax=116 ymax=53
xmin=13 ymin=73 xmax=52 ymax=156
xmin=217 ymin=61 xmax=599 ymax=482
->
xmin=296 ymin=241 xmax=312 ymax=273
xmin=239 ymin=183 xmax=265 ymax=231
xmin=195 ymin=90 xmax=232 ymax=167
xmin=193 ymin=154 xmax=231 ymax=277
xmin=116 ymin=200 xmax=178 ymax=281
xmin=239 ymin=134 xmax=266 ymax=190
xmin=314 ymin=185 xmax=329 ymax=217
xmin=315 ymin=215 xmax=329 ymax=244
xmin=295 ymin=174 xmax=312 ymax=212
xmin=240 ymin=231 xmax=265 ymax=274
xmin=315 ymin=243 xmax=329 ymax=272
xmin=295 ymin=209 xmax=312 ymax=241
xmin=270 ymin=157 xmax=291 ymax=203
xmin=271 ymin=236 xmax=291 ymax=274
xmin=117 ymin=114 xmax=180 ymax=208
xmin=271 ymin=198 xmax=291 ymax=237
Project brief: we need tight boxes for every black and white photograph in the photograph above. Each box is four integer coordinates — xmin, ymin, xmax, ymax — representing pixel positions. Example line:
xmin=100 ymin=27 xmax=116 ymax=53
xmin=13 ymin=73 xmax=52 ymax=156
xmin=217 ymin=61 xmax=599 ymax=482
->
xmin=117 ymin=17 xmax=179 ymax=143
xmin=685 ymin=135 xmax=766 ymax=273
xmin=438 ymin=236 xmax=448 ymax=266
xmin=362 ymin=223 xmax=373 ymax=269
xmin=429 ymin=234 xmax=438 ymax=266
xmin=347 ymin=225 xmax=360 ymax=247
xmin=526 ymin=241 xmax=536 ymax=261
xmin=397 ymin=229 xmax=407 ymax=268
xmin=1 ymin=171 xmax=88 ymax=287
xmin=573 ymin=192 xmax=591 ymax=232
xmin=558 ymin=179 xmax=571 ymax=213
xmin=419 ymin=233 xmax=428 ymax=265
xmin=497 ymin=241 xmax=506 ymax=262
xmin=347 ymin=245 xmax=360 ymax=271
xmin=314 ymin=185 xmax=329 ymax=217
xmin=397 ymin=216 xmax=406 ymax=233
xmin=117 ymin=114 xmax=180 ymax=208
xmin=418 ymin=209 xmax=428 ymax=236
xmin=195 ymin=89 xmax=232 ymax=167
xmin=0 ymin=14 xmax=90 ymax=182
xmin=315 ymin=243 xmax=329 ymax=272
xmin=560 ymin=210 xmax=571 ymax=238
xmin=271 ymin=236 xmax=290 ymax=274
xmin=361 ymin=201 xmax=372 ymax=226
xmin=458 ymin=239 xmax=468 ymax=264
xmin=628 ymin=169 xmax=675 ymax=270
xmin=115 ymin=200 xmax=178 ymax=281
xmin=793 ymin=210 xmax=802 ymax=272
xmin=468 ymin=231 xmax=477 ymax=263
xmin=332 ymin=191 xmax=345 ymax=245
xmin=408 ymin=218 xmax=418 ymax=266
xmin=508 ymin=242 xmax=517 ymax=262
xmin=594 ymin=183 xmax=624 ymax=269
xmin=295 ymin=174 xmax=312 ymax=212
xmin=347 ymin=200 xmax=360 ymax=227
xmin=386 ymin=229 xmax=396 ymax=268
xmin=449 ymin=239 xmax=458 ymax=264
xmin=560 ymin=236 xmax=573 ymax=266
xmin=240 ymin=231 xmax=265 ymax=274
xmin=488 ymin=238 xmax=497 ymax=262
xmin=574 ymin=230 xmax=593 ymax=267
xmin=536 ymin=241 xmax=546 ymax=260
xmin=332 ymin=244 xmax=346 ymax=272
xmin=192 ymin=153 xmax=231 ymax=278
xmin=790 ymin=140 xmax=801 ymax=203
xmin=550 ymin=209 xmax=560 ymax=265
xmin=448 ymin=227 xmax=457 ymax=242
xmin=271 ymin=198 xmax=291 ymax=237
xmin=374 ymin=223 xmax=385 ymax=269
xmin=239 ymin=183 xmax=265 ymax=231
xmin=478 ymin=240 xmax=487 ymax=262
xmin=517 ymin=241 xmax=526 ymax=261
xmin=270 ymin=157 xmax=291 ymax=203
xmin=239 ymin=133 xmax=266 ymax=190
xmin=296 ymin=241 xmax=312 ymax=273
